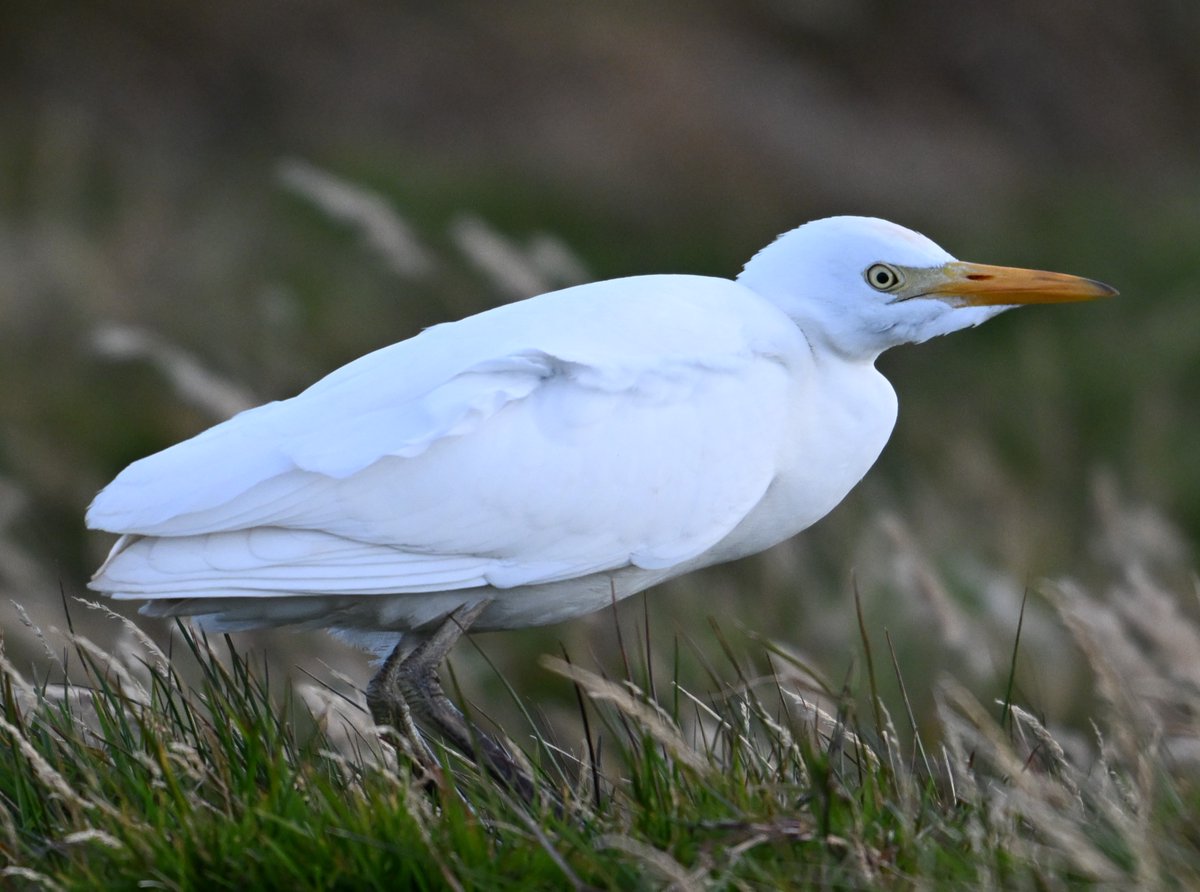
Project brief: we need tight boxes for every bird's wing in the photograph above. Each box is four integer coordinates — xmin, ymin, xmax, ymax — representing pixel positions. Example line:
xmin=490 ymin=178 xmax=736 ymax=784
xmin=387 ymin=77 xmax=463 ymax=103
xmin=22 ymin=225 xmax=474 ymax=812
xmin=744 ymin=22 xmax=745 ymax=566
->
xmin=88 ymin=274 xmax=809 ymax=596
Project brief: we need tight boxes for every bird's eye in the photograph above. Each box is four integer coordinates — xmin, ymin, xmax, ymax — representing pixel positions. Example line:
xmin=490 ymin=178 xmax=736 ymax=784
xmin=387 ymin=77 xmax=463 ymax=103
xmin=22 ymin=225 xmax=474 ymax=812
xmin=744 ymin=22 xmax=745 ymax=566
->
xmin=864 ymin=263 xmax=904 ymax=292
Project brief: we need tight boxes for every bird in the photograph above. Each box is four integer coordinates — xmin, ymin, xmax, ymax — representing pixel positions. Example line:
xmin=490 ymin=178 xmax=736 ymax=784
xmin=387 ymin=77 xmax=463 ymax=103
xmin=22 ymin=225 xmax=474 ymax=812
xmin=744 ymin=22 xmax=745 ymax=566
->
xmin=86 ymin=215 xmax=1115 ymax=793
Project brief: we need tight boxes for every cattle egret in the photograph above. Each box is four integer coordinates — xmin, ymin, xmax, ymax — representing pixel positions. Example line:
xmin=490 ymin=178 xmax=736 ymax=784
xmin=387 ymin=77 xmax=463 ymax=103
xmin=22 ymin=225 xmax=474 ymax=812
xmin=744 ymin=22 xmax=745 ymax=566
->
xmin=87 ymin=216 xmax=1115 ymax=792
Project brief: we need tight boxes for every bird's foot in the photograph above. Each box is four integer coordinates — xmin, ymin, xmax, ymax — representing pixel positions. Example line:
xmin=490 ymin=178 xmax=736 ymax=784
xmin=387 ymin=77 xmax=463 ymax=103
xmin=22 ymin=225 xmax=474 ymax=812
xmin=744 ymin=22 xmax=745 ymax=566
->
xmin=366 ymin=600 xmax=535 ymax=803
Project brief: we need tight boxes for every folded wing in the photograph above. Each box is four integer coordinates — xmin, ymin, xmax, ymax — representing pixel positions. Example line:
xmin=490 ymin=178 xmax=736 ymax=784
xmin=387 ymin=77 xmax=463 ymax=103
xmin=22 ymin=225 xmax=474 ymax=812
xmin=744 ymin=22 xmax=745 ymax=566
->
xmin=87 ymin=274 xmax=807 ymax=600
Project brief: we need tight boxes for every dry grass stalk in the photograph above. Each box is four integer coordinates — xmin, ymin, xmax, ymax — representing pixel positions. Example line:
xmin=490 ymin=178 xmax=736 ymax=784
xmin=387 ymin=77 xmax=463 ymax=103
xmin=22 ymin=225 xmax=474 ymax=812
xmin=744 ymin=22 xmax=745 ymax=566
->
xmin=449 ymin=214 xmax=557 ymax=300
xmin=596 ymin=834 xmax=706 ymax=892
xmin=90 ymin=323 xmax=256 ymax=420
xmin=542 ymin=655 xmax=708 ymax=774
xmin=277 ymin=158 xmax=434 ymax=278
xmin=0 ymin=866 xmax=66 ymax=892
xmin=782 ymin=691 xmax=880 ymax=772
xmin=77 ymin=598 xmax=171 ymax=675
xmin=0 ymin=714 xmax=95 ymax=814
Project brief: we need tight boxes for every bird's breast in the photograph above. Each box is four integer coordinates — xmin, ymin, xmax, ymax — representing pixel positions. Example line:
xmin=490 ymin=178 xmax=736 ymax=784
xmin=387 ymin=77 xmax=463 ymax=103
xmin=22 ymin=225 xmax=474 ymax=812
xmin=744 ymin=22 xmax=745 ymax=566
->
xmin=704 ymin=359 xmax=898 ymax=565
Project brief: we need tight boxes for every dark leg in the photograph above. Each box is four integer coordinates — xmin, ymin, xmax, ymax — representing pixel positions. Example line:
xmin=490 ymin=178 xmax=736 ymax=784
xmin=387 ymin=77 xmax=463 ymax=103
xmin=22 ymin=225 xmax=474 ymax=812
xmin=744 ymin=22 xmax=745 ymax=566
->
xmin=366 ymin=600 xmax=534 ymax=802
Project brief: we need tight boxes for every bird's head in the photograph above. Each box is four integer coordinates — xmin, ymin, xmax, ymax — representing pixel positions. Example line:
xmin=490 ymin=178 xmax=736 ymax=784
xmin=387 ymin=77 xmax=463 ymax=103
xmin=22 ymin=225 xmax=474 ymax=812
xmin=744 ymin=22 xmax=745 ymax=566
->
xmin=736 ymin=216 xmax=1116 ymax=361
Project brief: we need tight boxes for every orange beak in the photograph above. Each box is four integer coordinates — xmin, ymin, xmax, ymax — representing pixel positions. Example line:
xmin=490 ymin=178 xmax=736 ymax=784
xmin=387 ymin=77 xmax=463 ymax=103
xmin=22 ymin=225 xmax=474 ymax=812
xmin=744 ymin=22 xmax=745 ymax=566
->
xmin=927 ymin=261 xmax=1118 ymax=307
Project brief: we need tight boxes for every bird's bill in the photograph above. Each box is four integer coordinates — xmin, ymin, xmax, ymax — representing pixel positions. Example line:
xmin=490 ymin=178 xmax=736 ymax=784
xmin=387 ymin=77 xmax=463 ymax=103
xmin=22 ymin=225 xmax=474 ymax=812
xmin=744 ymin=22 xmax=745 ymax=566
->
xmin=927 ymin=261 xmax=1118 ymax=307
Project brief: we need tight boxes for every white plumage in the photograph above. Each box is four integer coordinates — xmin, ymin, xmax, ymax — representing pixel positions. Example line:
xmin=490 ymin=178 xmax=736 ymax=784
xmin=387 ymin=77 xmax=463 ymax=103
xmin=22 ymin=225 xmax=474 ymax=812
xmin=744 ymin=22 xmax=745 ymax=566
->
xmin=87 ymin=216 xmax=1113 ymax=653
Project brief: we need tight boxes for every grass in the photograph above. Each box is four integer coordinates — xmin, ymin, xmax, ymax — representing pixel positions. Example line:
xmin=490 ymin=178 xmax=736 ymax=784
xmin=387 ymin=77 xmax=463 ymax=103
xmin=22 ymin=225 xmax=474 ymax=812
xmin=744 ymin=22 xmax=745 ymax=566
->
xmin=4 ymin=567 xmax=1200 ymax=889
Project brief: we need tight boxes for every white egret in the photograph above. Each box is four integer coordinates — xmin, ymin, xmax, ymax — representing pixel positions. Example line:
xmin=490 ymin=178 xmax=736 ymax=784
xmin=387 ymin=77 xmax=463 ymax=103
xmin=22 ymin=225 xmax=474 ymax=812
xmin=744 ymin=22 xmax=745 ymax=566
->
xmin=86 ymin=215 xmax=1114 ymax=792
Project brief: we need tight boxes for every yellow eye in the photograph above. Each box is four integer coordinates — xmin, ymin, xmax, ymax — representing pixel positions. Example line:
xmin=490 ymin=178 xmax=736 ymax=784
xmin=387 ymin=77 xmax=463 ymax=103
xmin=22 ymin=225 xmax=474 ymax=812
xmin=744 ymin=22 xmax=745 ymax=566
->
xmin=865 ymin=263 xmax=904 ymax=292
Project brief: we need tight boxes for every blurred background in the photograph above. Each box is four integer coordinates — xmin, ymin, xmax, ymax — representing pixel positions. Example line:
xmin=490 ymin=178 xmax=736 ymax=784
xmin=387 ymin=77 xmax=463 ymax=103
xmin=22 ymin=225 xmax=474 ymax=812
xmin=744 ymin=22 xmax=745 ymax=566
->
xmin=2 ymin=1 xmax=1198 ymax=746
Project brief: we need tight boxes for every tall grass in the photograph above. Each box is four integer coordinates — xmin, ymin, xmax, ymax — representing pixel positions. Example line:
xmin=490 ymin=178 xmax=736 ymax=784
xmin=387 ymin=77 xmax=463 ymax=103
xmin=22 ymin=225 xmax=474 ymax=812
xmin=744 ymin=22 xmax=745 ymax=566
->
xmin=4 ymin=558 xmax=1200 ymax=889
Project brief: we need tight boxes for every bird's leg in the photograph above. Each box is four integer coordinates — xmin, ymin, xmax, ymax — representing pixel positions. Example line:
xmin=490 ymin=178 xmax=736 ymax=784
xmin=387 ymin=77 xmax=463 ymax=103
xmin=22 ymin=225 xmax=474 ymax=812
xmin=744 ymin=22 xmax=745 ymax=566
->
xmin=366 ymin=600 xmax=534 ymax=802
